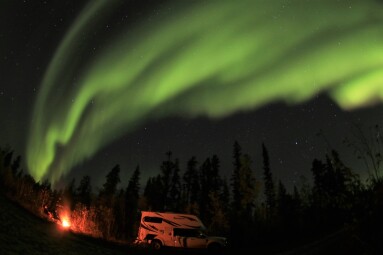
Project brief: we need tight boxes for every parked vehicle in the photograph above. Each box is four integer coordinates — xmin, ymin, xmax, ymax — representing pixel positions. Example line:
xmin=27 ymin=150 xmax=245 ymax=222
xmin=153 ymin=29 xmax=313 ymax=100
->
xmin=136 ymin=211 xmax=227 ymax=251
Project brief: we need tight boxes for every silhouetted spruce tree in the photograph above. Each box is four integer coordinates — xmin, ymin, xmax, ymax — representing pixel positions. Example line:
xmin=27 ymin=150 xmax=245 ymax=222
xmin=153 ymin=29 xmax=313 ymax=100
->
xmin=206 ymin=155 xmax=229 ymax=233
xmin=238 ymin=154 xmax=257 ymax=217
xmin=160 ymin=151 xmax=174 ymax=210
xmin=330 ymin=150 xmax=362 ymax=206
xmin=310 ymin=157 xmax=330 ymax=231
xmin=0 ymin=148 xmax=4 ymax=173
xmin=101 ymin=164 xmax=121 ymax=199
xmin=327 ymin=151 xmax=362 ymax=225
xmin=262 ymin=143 xmax=276 ymax=220
xmin=231 ymin=141 xmax=242 ymax=211
xmin=311 ymin=158 xmax=327 ymax=203
xmin=63 ymin=178 xmax=76 ymax=210
xmin=277 ymin=181 xmax=287 ymax=208
xmin=216 ymin=177 xmax=231 ymax=234
xmin=188 ymin=158 xmax=201 ymax=214
xmin=113 ymin=189 xmax=125 ymax=239
xmin=307 ymin=160 xmax=324 ymax=225
xmin=125 ymin=165 xmax=140 ymax=238
xmin=211 ymin=155 xmax=221 ymax=191
xmin=77 ymin=175 xmax=92 ymax=209
xmin=169 ymin=159 xmax=182 ymax=211
xmin=3 ymin=150 xmax=13 ymax=168
xmin=220 ymin=178 xmax=230 ymax=213
xmin=343 ymin=124 xmax=383 ymax=181
xmin=199 ymin=155 xmax=225 ymax=227
xmin=144 ymin=175 xmax=164 ymax=211
xmin=276 ymin=181 xmax=294 ymax=224
xmin=12 ymin=168 xmax=23 ymax=197
xmin=210 ymin=156 xmax=226 ymax=225
xmin=183 ymin=156 xmax=198 ymax=206
xmin=190 ymin=167 xmax=200 ymax=206
xmin=292 ymin=185 xmax=303 ymax=222
xmin=312 ymin=152 xmax=350 ymax=209
xmin=208 ymin=190 xmax=229 ymax=234
xmin=310 ymin=152 xmax=355 ymax=230
xmin=199 ymin=157 xmax=212 ymax=222
xmin=11 ymin=155 xmax=21 ymax=176
xmin=231 ymin=153 xmax=258 ymax=246
xmin=126 ymin=166 xmax=140 ymax=200
xmin=0 ymin=149 xmax=4 ymax=187
xmin=98 ymin=164 xmax=121 ymax=239
xmin=293 ymin=185 xmax=301 ymax=206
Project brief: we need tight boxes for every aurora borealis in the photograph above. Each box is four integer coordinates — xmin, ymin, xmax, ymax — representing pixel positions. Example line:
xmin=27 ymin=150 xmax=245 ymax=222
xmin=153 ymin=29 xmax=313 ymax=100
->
xmin=22 ymin=0 xmax=383 ymax=183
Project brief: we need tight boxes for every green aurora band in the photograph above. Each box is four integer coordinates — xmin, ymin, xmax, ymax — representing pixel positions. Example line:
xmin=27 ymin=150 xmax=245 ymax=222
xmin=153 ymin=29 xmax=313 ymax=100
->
xmin=27 ymin=0 xmax=383 ymax=183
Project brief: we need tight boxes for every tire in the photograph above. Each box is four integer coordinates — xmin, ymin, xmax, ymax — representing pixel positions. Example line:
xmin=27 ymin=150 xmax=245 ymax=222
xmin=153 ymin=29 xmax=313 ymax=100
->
xmin=208 ymin=243 xmax=223 ymax=254
xmin=151 ymin=240 xmax=162 ymax=250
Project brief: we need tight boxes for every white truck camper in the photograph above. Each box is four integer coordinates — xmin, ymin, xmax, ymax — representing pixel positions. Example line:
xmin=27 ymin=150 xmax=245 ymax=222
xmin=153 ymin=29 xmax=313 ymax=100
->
xmin=136 ymin=211 xmax=227 ymax=251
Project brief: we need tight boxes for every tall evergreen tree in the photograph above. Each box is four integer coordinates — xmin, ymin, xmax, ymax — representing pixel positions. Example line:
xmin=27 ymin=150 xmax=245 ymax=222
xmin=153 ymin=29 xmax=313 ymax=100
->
xmin=293 ymin=185 xmax=301 ymax=204
xmin=220 ymin=178 xmax=230 ymax=213
xmin=77 ymin=175 xmax=92 ymax=208
xmin=64 ymin=178 xmax=76 ymax=210
xmin=262 ymin=143 xmax=276 ymax=219
xmin=3 ymin=150 xmax=13 ymax=168
xmin=160 ymin=151 xmax=174 ymax=210
xmin=314 ymin=151 xmax=361 ymax=212
xmin=229 ymin=153 xmax=258 ymax=247
xmin=11 ymin=155 xmax=21 ymax=176
xmin=238 ymin=154 xmax=257 ymax=217
xmin=125 ymin=165 xmax=140 ymax=238
xmin=343 ymin=124 xmax=383 ymax=181
xmin=97 ymin=164 xmax=121 ymax=239
xmin=276 ymin=181 xmax=292 ymax=220
xmin=187 ymin=158 xmax=201 ymax=214
xmin=211 ymin=155 xmax=221 ymax=191
xmin=199 ymin=157 xmax=212 ymax=222
xmin=292 ymin=185 xmax=302 ymax=215
xmin=127 ymin=166 xmax=140 ymax=199
xmin=144 ymin=175 xmax=164 ymax=211
xmin=101 ymin=164 xmax=121 ymax=197
xmin=169 ymin=159 xmax=182 ymax=211
xmin=113 ymin=189 xmax=126 ymax=239
xmin=99 ymin=164 xmax=121 ymax=211
xmin=231 ymin=141 xmax=242 ymax=210
xmin=183 ymin=156 xmax=198 ymax=206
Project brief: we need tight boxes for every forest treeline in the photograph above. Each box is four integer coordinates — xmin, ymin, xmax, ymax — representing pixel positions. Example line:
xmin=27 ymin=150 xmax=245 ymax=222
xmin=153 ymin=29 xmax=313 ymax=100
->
xmin=1 ymin=131 xmax=383 ymax=252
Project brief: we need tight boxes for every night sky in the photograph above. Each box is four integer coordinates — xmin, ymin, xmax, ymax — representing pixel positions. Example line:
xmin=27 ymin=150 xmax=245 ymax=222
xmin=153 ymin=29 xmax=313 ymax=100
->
xmin=1 ymin=0 xmax=383 ymax=191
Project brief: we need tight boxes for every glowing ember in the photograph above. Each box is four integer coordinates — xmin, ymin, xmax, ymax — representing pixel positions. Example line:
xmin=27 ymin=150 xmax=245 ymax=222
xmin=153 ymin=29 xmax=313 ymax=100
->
xmin=62 ymin=219 xmax=70 ymax=228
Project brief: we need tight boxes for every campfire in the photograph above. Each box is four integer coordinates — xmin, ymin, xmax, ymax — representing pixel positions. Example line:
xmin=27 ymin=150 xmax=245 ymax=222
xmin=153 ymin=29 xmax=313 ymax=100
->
xmin=61 ymin=218 xmax=71 ymax=228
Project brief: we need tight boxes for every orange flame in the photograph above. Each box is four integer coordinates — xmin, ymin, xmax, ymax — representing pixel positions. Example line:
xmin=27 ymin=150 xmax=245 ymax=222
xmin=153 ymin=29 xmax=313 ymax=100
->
xmin=62 ymin=218 xmax=71 ymax=228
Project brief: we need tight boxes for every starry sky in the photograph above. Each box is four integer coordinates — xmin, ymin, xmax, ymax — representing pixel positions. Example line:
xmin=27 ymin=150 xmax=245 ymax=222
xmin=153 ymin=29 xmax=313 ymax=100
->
xmin=1 ymin=0 xmax=383 ymax=190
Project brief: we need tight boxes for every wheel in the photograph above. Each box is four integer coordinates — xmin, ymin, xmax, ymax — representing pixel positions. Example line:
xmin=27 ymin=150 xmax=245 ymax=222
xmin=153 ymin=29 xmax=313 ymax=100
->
xmin=151 ymin=240 xmax=162 ymax=250
xmin=208 ymin=243 xmax=223 ymax=254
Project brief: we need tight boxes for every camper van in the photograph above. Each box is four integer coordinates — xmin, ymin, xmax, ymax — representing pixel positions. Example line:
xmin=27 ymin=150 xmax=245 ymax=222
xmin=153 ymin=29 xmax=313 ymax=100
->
xmin=136 ymin=211 xmax=227 ymax=251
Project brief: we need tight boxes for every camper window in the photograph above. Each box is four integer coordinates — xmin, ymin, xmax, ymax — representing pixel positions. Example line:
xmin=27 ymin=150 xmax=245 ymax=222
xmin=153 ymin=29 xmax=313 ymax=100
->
xmin=174 ymin=228 xmax=203 ymax=238
xmin=143 ymin=216 xmax=163 ymax=223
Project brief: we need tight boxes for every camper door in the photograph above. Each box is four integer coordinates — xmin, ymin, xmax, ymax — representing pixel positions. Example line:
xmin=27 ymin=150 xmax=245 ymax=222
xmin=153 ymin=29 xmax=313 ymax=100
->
xmin=174 ymin=228 xmax=206 ymax=249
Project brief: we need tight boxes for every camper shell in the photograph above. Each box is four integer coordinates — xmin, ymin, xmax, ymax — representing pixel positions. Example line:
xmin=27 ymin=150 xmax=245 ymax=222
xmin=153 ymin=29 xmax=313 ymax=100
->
xmin=136 ymin=211 xmax=227 ymax=250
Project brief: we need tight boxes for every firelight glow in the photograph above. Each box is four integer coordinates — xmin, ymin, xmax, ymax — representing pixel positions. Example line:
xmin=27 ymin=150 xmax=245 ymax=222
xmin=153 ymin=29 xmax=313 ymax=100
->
xmin=27 ymin=0 xmax=383 ymax=183
xmin=62 ymin=219 xmax=70 ymax=228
